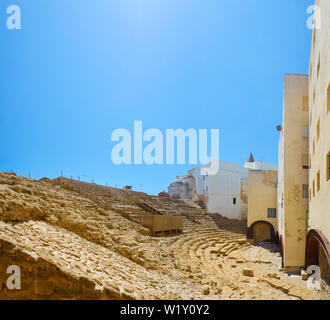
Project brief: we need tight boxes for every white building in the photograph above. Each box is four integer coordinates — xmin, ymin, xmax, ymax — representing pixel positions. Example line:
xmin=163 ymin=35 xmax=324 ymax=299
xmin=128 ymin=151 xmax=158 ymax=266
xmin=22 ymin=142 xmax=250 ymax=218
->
xmin=194 ymin=161 xmax=245 ymax=220
xmin=168 ymin=169 xmax=196 ymax=200
xmin=168 ymin=153 xmax=277 ymax=220
xmin=244 ymin=153 xmax=278 ymax=171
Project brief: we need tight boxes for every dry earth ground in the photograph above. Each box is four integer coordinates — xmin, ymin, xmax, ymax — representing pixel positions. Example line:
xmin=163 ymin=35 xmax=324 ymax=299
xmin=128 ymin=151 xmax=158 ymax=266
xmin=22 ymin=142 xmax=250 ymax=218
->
xmin=0 ymin=172 xmax=328 ymax=300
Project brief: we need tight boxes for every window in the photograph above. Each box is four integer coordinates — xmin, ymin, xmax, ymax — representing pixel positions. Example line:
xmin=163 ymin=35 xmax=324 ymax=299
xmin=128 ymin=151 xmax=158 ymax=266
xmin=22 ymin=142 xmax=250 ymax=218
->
xmin=327 ymin=151 xmax=330 ymax=181
xmin=327 ymin=84 xmax=330 ymax=114
xmin=303 ymin=127 xmax=309 ymax=139
xmin=302 ymin=153 xmax=309 ymax=169
xmin=303 ymin=96 xmax=309 ymax=111
xmin=313 ymin=90 xmax=315 ymax=104
xmin=233 ymin=198 xmax=236 ymax=205
xmin=303 ymin=185 xmax=309 ymax=199
xmin=317 ymin=119 xmax=320 ymax=142
xmin=309 ymin=189 xmax=312 ymax=202
xmin=267 ymin=208 xmax=276 ymax=218
xmin=317 ymin=170 xmax=320 ymax=192
xmin=313 ymin=180 xmax=315 ymax=197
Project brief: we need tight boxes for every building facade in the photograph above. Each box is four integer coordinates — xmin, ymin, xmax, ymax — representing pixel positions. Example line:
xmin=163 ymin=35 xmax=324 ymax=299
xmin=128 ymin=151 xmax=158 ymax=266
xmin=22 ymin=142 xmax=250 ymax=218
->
xmin=168 ymin=155 xmax=276 ymax=221
xmin=244 ymin=153 xmax=277 ymax=171
xmin=277 ymin=74 xmax=309 ymax=270
xmin=247 ymin=170 xmax=278 ymax=243
xmin=306 ymin=0 xmax=330 ymax=284
xmin=194 ymin=160 xmax=246 ymax=220
xmin=168 ymin=169 xmax=196 ymax=200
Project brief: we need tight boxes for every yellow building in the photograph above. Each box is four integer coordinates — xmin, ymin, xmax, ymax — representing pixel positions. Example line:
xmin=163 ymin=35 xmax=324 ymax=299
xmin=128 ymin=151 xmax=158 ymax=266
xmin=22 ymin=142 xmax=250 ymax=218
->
xmin=306 ymin=0 xmax=330 ymax=284
xmin=277 ymin=74 xmax=309 ymax=270
xmin=247 ymin=170 xmax=278 ymax=243
xmin=240 ymin=178 xmax=248 ymax=221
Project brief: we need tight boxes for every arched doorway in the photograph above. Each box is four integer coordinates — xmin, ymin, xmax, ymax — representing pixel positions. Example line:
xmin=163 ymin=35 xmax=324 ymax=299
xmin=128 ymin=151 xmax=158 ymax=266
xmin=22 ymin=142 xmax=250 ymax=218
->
xmin=305 ymin=230 xmax=330 ymax=285
xmin=247 ymin=220 xmax=276 ymax=244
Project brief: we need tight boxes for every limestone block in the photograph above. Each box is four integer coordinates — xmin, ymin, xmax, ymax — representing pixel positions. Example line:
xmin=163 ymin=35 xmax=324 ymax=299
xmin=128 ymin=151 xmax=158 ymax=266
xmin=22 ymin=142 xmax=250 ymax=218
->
xmin=243 ymin=268 xmax=254 ymax=277
xmin=301 ymin=270 xmax=308 ymax=281
xmin=268 ymin=273 xmax=281 ymax=280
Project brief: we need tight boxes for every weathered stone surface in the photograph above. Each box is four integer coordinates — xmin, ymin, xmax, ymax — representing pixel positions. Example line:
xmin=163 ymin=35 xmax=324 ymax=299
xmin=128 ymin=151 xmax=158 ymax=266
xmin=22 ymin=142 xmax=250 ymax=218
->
xmin=0 ymin=172 xmax=327 ymax=300
xmin=243 ymin=268 xmax=254 ymax=277
xmin=268 ymin=273 xmax=281 ymax=280
xmin=301 ymin=270 xmax=308 ymax=281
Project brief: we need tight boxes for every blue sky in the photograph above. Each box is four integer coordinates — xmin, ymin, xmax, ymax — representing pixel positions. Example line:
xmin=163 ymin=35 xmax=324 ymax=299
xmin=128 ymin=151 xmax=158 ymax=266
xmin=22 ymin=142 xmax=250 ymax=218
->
xmin=0 ymin=0 xmax=314 ymax=195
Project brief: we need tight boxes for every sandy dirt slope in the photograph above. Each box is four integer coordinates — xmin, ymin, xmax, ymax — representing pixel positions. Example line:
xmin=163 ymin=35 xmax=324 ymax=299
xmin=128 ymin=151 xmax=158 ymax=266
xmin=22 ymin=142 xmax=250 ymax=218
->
xmin=0 ymin=172 xmax=328 ymax=300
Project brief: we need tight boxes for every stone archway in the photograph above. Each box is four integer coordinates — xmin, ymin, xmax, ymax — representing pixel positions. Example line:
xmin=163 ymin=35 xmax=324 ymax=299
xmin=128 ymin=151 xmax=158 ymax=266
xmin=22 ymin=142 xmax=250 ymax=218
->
xmin=305 ymin=230 xmax=330 ymax=285
xmin=247 ymin=220 xmax=276 ymax=244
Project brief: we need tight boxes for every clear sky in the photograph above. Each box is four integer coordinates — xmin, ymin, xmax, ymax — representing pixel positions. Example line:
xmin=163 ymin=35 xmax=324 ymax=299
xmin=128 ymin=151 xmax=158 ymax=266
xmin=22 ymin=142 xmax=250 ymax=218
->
xmin=0 ymin=0 xmax=314 ymax=195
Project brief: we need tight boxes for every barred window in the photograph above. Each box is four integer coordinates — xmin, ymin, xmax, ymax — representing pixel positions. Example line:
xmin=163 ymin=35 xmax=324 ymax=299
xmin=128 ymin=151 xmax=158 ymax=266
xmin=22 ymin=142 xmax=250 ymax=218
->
xmin=303 ymin=185 xmax=309 ymax=199
xmin=267 ymin=208 xmax=276 ymax=218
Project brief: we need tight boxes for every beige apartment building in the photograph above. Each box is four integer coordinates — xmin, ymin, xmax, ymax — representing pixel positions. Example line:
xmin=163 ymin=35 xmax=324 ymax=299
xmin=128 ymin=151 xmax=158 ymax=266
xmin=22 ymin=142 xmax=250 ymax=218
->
xmin=243 ymin=0 xmax=329 ymax=283
xmin=306 ymin=0 xmax=330 ymax=284
xmin=277 ymin=74 xmax=310 ymax=270
xmin=247 ymin=170 xmax=278 ymax=244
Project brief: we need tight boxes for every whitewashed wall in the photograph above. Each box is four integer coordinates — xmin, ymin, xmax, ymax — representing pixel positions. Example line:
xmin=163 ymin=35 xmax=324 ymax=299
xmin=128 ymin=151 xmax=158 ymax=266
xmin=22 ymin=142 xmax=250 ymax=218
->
xmin=244 ymin=161 xmax=277 ymax=171
xmin=195 ymin=161 xmax=247 ymax=220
